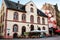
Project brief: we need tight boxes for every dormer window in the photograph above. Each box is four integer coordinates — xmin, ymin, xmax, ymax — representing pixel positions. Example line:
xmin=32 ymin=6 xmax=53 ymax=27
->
xmin=30 ymin=4 xmax=33 ymax=6
xmin=17 ymin=6 xmax=18 ymax=9
xmin=30 ymin=8 xmax=34 ymax=13
xmin=16 ymin=6 xmax=20 ymax=9
xmin=16 ymin=3 xmax=20 ymax=9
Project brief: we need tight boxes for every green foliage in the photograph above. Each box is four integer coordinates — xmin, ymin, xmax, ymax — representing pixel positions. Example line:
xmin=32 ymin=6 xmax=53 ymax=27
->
xmin=57 ymin=21 xmax=60 ymax=26
xmin=0 ymin=23 xmax=3 ymax=26
xmin=24 ymin=32 xmax=29 ymax=36
xmin=57 ymin=12 xmax=60 ymax=17
xmin=56 ymin=12 xmax=60 ymax=27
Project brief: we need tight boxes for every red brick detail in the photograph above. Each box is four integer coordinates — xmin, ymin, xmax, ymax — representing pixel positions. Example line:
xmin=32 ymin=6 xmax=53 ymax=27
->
xmin=4 ymin=9 xmax=8 ymax=38
xmin=4 ymin=35 xmax=13 ymax=38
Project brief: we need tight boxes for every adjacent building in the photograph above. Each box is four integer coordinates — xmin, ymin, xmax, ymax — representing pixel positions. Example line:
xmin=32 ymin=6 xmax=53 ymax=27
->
xmin=54 ymin=4 xmax=60 ymax=29
xmin=0 ymin=0 xmax=49 ymax=38
xmin=42 ymin=3 xmax=57 ymax=35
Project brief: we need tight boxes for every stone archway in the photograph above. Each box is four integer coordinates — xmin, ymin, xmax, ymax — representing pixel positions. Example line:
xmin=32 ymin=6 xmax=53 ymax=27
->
xmin=13 ymin=33 xmax=18 ymax=38
xmin=22 ymin=26 xmax=26 ymax=36
xmin=38 ymin=27 xmax=41 ymax=30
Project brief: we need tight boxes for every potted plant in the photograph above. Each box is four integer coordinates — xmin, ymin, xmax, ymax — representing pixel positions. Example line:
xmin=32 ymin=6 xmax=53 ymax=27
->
xmin=24 ymin=32 xmax=29 ymax=38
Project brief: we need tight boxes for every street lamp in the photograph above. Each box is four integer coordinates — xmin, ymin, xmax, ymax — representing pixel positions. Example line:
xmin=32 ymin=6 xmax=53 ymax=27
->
xmin=7 ymin=29 xmax=10 ymax=37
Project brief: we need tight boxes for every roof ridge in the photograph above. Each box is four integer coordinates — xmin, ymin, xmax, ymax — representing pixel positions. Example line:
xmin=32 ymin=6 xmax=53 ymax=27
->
xmin=37 ymin=9 xmax=48 ymax=17
xmin=4 ymin=0 xmax=24 ymax=6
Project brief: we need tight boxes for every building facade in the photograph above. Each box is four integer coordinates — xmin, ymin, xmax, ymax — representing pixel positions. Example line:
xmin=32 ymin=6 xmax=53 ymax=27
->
xmin=42 ymin=3 xmax=57 ymax=35
xmin=54 ymin=4 xmax=60 ymax=29
xmin=0 ymin=6 xmax=4 ymax=38
xmin=0 ymin=0 xmax=49 ymax=38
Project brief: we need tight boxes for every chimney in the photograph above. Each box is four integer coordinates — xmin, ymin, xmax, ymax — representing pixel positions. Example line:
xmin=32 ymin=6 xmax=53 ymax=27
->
xmin=18 ymin=1 xmax=20 ymax=4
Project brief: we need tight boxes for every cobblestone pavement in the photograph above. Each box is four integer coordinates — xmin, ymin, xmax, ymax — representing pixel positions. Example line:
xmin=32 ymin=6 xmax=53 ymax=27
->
xmin=0 ymin=36 xmax=60 ymax=40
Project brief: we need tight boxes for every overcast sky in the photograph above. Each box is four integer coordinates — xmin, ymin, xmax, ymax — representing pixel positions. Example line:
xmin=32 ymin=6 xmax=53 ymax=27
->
xmin=0 ymin=0 xmax=60 ymax=11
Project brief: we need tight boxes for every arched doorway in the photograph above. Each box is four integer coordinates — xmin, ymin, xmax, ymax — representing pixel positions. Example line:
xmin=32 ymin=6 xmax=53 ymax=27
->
xmin=42 ymin=27 xmax=45 ymax=30
xmin=22 ymin=26 xmax=26 ymax=36
xmin=13 ymin=33 xmax=18 ymax=38
xmin=38 ymin=27 xmax=41 ymax=35
xmin=38 ymin=27 xmax=41 ymax=30
xmin=30 ymin=25 xmax=34 ymax=31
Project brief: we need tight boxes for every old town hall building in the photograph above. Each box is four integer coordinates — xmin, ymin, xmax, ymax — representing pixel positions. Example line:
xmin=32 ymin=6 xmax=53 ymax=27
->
xmin=0 ymin=0 xmax=49 ymax=38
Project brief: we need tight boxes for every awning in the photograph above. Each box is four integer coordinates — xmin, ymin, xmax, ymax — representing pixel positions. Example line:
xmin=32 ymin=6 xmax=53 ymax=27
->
xmin=30 ymin=30 xmax=40 ymax=32
xmin=30 ymin=30 xmax=47 ymax=32
xmin=55 ymin=30 xmax=60 ymax=32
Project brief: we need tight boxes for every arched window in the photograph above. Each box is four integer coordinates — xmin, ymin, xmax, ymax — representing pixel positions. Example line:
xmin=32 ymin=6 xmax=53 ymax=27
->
xmin=13 ymin=24 xmax=18 ymax=32
xmin=30 ymin=25 xmax=34 ymax=31
xmin=13 ymin=12 xmax=18 ymax=20
xmin=30 ymin=8 xmax=34 ymax=12
xmin=22 ymin=26 xmax=26 ymax=35
xmin=37 ymin=17 xmax=40 ymax=24
xmin=30 ymin=15 xmax=34 ymax=23
xmin=42 ymin=27 xmax=45 ymax=30
xmin=38 ymin=27 xmax=41 ymax=30
xmin=42 ymin=17 xmax=45 ymax=24
xmin=30 ymin=4 xmax=33 ymax=6
xmin=22 ymin=14 xmax=26 ymax=22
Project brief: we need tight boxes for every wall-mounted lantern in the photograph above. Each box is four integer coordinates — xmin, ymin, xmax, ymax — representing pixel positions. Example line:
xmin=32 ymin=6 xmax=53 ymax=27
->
xmin=27 ymin=23 xmax=29 ymax=26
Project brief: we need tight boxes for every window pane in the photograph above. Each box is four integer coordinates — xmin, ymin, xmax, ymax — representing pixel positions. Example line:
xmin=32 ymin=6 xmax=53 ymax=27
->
xmin=14 ymin=12 xmax=18 ymax=20
xmin=30 ymin=25 xmax=34 ymax=31
xmin=38 ymin=27 xmax=41 ymax=30
xmin=43 ymin=27 xmax=45 ymax=30
xmin=22 ymin=14 xmax=26 ymax=21
xmin=31 ymin=8 xmax=34 ymax=12
xmin=37 ymin=17 xmax=40 ymax=24
xmin=30 ymin=15 xmax=34 ymax=23
xmin=42 ymin=18 xmax=45 ymax=24
xmin=30 ymin=4 xmax=33 ymax=6
xmin=13 ymin=24 xmax=18 ymax=32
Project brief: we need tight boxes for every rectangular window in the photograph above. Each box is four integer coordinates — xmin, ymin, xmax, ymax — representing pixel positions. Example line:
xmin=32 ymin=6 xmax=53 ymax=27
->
xmin=31 ymin=8 xmax=34 ymax=13
xmin=42 ymin=18 xmax=45 ymax=24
